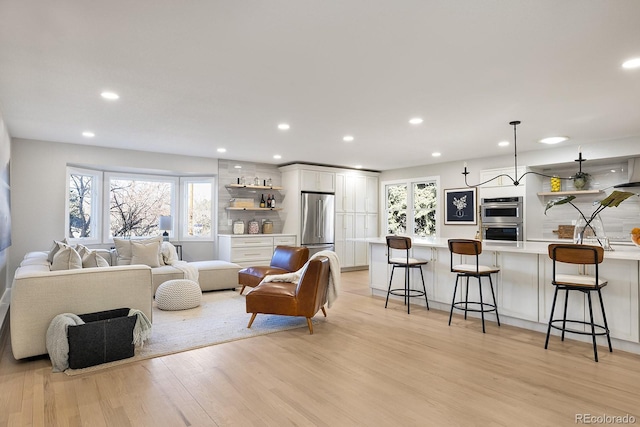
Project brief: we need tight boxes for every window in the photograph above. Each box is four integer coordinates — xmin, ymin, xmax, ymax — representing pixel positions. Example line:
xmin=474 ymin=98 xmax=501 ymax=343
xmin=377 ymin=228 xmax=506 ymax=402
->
xmin=66 ymin=167 xmax=101 ymax=242
xmin=107 ymin=173 xmax=176 ymax=238
xmin=66 ymin=167 xmax=216 ymax=243
xmin=385 ymin=177 xmax=438 ymax=237
xmin=181 ymin=178 xmax=214 ymax=239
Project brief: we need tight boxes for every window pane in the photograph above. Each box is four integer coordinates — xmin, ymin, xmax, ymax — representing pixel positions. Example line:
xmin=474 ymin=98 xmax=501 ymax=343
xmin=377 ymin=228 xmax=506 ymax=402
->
xmin=413 ymin=182 xmax=437 ymax=236
xmin=68 ymin=174 xmax=93 ymax=238
xmin=386 ymin=184 xmax=407 ymax=234
xmin=110 ymin=178 xmax=172 ymax=237
xmin=186 ymin=182 xmax=212 ymax=237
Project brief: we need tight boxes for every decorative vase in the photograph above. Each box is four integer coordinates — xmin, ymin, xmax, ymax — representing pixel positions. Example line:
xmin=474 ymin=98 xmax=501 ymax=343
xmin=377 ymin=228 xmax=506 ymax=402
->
xmin=573 ymin=177 xmax=586 ymax=190
xmin=573 ymin=214 xmax=606 ymax=246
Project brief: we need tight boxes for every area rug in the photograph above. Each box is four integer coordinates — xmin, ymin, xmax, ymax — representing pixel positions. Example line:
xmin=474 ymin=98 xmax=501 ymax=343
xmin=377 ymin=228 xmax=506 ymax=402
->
xmin=65 ymin=289 xmax=319 ymax=375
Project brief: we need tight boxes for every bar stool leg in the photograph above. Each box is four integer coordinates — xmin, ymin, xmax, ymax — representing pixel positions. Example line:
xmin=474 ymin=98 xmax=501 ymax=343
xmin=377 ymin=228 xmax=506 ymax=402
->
xmin=488 ymin=274 xmax=500 ymax=326
xmin=406 ymin=266 xmax=410 ymax=314
xmin=419 ymin=266 xmax=429 ymax=310
xmin=464 ymin=276 xmax=470 ymax=320
xmin=545 ymin=286 xmax=560 ymax=349
xmin=478 ymin=276 xmax=486 ymax=333
xmin=449 ymin=275 xmax=460 ymax=326
xmin=587 ymin=292 xmax=599 ymax=362
xmin=385 ymin=265 xmax=396 ymax=308
xmin=597 ymin=288 xmax=612 ymax=352
xmin=561 ymin=289 xmax=569 ymax=342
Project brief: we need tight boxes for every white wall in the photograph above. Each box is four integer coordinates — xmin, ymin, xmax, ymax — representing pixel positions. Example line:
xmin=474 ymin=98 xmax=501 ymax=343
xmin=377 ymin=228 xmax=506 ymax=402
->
xmin=380 ymin=136 xmax=640 ymax=240
xmin=0 ymin=111 xmax=11 ymax=337
xmin=9 ymin=138 xmax=220 ymax=277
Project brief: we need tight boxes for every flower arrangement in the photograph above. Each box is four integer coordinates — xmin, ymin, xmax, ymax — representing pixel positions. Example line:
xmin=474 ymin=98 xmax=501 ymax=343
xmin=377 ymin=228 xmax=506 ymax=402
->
xmin=545 ymin=190 xmax=637 ymax=244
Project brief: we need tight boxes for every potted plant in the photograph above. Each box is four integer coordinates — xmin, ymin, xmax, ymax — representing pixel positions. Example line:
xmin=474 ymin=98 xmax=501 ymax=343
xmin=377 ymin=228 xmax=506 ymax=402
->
xmin=571 ymin=171 xmax=590 ymax=190
xmin=545 ymin=190 xmax=636 ymax=246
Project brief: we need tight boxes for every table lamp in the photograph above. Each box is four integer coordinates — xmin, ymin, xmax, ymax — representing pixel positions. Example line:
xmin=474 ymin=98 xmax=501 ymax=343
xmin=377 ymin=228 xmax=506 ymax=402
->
xmin=159 ymin=215 xmax=172 ymax=241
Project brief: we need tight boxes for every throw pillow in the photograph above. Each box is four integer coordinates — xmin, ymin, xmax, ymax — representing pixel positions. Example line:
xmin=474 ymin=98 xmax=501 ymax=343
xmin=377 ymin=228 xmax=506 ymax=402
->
xmin=74 ymin=243 xmax=89 ymax=259
xmin=114 ymin=236 xmax=163 ymax=265
xmin=47 ymin=239 xmax=69 ymax=263
xmin=51 ymin=246 xmax=83 ymax=271
xmin=160 ymin=241 xmax=179 ymax=265
xmin=82 ymin=250 xmax=110 ymax=268
xmin=131 ymin=240 xmax=161 ymax=268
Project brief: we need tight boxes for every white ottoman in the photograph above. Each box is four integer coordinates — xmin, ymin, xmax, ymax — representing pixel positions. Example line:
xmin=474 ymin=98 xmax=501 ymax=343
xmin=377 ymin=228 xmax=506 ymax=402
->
xmin=155 ymin=279 xmax=202 ymax=311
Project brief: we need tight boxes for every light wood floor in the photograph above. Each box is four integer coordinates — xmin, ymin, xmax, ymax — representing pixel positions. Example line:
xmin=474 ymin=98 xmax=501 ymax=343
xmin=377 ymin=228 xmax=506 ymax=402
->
xmin=2 ymin=270 xmax=640 ymax=426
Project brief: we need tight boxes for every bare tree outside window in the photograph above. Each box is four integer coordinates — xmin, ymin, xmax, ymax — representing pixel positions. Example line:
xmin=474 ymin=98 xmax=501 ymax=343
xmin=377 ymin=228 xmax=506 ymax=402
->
xmin=386 ymin=179 xmax=438 ymax=237
xmin=110 ymin=178 xmax=172 ymax=237
xmin=69 ymin=174 xmax=93 ymax=238
xmin=387 ymin=184 xmax=407 ymax=234
xmin=414 ymin=182 xmax=437 ymax=236
xmin=186 ymin=182 xmax=212 ymax=237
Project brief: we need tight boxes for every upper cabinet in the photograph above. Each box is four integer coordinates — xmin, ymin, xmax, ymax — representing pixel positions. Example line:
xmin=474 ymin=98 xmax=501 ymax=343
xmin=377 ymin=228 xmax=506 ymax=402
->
xmin=336 ymin=172 xmax=378 ymax=213
xmin=300 ymin=169 xmax=335 ymax=192
xmin=479 ymin=166 xmax=528 ymax=188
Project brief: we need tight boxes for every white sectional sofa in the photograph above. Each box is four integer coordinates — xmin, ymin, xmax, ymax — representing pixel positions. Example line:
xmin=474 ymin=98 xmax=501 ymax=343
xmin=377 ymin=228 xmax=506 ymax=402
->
xmin=11 ymin=241 xmax=242 ymax=360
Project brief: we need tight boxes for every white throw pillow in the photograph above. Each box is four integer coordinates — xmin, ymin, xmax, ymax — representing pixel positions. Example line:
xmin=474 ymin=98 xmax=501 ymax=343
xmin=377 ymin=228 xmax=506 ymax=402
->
xmin=51 ymin=246 xmax=83 ymax=271
xmin=131 ymin=240 xmax=161 ymax=268
xmin=114 ymin=236 xmax=163 ymax=265
xmin=160 ymin=241 xmax=179 ymax=265
xmin=47 ymin=239 xmax=69 ymax=263
xmin=82 ymin=250 xmax=110 ymax=268
xmin=74 ymin=243 xmax=89 ymax=259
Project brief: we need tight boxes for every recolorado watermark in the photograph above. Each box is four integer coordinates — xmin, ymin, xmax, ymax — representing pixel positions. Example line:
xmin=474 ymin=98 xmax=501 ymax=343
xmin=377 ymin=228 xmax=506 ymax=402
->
xmin=576 ymin=413 xmax=636 ymax=424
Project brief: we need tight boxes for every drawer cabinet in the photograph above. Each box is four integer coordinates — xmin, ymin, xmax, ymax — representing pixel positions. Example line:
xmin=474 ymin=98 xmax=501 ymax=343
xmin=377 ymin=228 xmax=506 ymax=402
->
xmin=218 ymin=234 xmax=297 ymax=267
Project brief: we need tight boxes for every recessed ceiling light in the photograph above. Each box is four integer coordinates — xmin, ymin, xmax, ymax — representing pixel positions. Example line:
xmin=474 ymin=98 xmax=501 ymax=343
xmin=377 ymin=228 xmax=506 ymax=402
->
xmin=234 ymin=165 xmax=242 ymax=169
xmin=432 ymin=152 xmax=441 ymax=157
xmin=409 ymin=117 xmax=423 ymax=125
xmin=622 ymin=58 xmax=640 ymax=69
xmin=217 ymin=148 xmax=226 ymax=153
xmin=277 ymin=123 xmax=290 ymax=130
xmin=273 ymin=154 xmax=282 ymax=159
xmin=100 ymin=91 xmax=119 ymax=100
xmin=498 ymin=141 xmax=509 ymax=147
xmin=354 ymin=165 xmax=363 ymax=169
xmin=82 ymin=131 xmax=95 ymax=138
xmin=343 ymin=135 xmax=354 ymax=142
xmin=539 ymin=136 xmax=569 ymax=144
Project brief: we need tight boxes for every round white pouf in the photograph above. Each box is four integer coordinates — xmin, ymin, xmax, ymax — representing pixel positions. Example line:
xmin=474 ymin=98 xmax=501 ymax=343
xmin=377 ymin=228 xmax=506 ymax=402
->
xmin=155 ymin=279 xmax=202 ymax=311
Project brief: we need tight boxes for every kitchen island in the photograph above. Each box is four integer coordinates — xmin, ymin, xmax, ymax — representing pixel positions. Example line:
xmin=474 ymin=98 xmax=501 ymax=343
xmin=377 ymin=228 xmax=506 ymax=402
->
xmin=367 ymin=237 xmax=640 ymax=354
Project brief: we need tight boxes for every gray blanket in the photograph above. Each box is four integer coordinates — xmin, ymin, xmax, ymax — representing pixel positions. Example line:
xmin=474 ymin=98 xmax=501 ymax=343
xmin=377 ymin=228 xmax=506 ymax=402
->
xmin=46 ymin=313 xmax=84 ymax=372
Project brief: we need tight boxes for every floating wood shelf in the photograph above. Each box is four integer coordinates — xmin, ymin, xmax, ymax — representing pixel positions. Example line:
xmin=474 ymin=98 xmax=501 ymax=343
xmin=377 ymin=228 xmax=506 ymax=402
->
xmin=226 ymin=184 xmax=283 ymax=190
xmin=537 ymin=190 xmax=604 ymax=196
xmin=225 ymin=207 xmax=283 ymax=211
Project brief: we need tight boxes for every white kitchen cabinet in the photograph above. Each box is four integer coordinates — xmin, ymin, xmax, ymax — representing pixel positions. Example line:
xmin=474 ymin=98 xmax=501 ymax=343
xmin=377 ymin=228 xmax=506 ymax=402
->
xmin=335 ymin=212 xmax=355 ymax=268
xmin=218 ymin=234 xmax=296 ymax=267
xmin=494 ymin=251 xmax=539 ymax=322
xmin=301 ymin=169 xmax=335 ymax=193
xmin=479 ymin=166 xmax=527 ymax=188
xmin=354 ymin=213 xmax=378 ymax=267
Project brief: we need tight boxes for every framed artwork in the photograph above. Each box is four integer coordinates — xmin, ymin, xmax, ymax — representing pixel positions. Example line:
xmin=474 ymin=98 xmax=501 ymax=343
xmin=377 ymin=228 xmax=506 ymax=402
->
xmin=444 ymin=187 xmax=477 ymax=225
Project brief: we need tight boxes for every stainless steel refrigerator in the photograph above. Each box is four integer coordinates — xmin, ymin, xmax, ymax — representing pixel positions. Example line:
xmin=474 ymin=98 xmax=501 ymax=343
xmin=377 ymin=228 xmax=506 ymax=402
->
xmin=300 ymin=191 xmax=335 ymax=257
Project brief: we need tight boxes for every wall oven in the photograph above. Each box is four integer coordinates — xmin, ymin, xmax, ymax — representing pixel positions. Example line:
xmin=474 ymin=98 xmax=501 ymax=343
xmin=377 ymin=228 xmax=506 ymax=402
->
xmin=480 ymin=197 xmax=524 ymax=241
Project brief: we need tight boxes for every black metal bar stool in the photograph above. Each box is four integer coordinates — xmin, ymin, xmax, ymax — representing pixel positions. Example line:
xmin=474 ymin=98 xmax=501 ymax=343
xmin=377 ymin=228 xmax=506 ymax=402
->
xmin=384 ymin=235 xmax=429 ymax=314
xmin=447 ymin=239 xmax=500 ymax=333
xmin=545 ymin=244 xmax=612 ymax=362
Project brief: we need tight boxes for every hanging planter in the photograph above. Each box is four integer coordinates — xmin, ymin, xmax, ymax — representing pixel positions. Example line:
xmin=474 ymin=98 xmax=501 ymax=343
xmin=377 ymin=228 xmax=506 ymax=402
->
xmin=571 ymin=171 xmax=590 ymax=190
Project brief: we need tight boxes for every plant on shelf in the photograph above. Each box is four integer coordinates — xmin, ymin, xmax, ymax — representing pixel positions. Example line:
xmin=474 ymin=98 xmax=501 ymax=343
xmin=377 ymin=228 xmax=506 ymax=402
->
xmin=571 ymin=171 xmax=591 ymax=190
xmin=545 ymin=190 xmax=637 ymax=245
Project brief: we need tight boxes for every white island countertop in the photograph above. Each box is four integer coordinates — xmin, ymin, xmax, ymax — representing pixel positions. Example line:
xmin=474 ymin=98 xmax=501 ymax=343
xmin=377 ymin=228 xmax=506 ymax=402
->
xmin=364 ymin=237 xmax=640 ymax=261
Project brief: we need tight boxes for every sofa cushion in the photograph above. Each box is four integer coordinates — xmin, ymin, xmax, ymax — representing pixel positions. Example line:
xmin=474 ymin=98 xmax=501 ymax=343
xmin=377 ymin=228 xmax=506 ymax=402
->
xmin=51 ymin=246 xmax=83 ymax=271
xmin=131 ymin=240 xmax=161 ymax=268
xmin=47 ymin=239 xmax=69 ymax=263
xmin=113 ymin=236 xmax=163 ymax=266
xmin=82 ymin=250 xmax=110 ymax=268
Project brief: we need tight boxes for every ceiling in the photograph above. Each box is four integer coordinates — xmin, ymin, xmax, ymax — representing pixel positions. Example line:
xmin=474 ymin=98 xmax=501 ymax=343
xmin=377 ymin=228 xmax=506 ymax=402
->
xmin=1 ymin=1 xmax=639 ymax=172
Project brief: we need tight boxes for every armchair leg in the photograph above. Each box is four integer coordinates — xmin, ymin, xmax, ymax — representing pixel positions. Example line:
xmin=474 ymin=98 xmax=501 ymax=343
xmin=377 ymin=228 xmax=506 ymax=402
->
xmin=247 ymin=313 xmax=257 ymax=329
xmin=321 ymin=306 xmax=327 ymax=317
xmin=240 ymin=285 xmax=246 ymax=294
xmin=306 ymin=318 xmax=314 ymax=334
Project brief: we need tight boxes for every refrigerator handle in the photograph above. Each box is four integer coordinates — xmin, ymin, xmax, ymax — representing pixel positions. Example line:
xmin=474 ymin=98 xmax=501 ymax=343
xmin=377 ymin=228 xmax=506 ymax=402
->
xmin=317 ymin=199 xmax=323 ymax=238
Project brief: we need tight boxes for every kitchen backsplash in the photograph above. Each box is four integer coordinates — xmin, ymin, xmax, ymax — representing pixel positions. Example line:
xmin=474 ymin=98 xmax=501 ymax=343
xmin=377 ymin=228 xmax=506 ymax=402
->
xmin=217 ymin=159 xmax=284 ymax=235
xmin=540 ymin=161 xmax=640 ymax=241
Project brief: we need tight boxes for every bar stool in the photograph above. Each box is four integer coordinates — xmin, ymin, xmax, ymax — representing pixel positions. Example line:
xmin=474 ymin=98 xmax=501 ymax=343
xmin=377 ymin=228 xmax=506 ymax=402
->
xmin=447 ymin=239 xmax=500 ymax=333
xmin=384 ymin=235 xmax=429 ymax=314
xmin=544 ymin=244 xmax=612 ymax=362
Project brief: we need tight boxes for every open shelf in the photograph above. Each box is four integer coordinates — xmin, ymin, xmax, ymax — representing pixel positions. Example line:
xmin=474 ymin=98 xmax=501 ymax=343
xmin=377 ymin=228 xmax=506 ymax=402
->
xmin=225 ymin=207 xmax=283 ymax=211
xmin=537 ymin=189 xmax=604 ymax=196
xmin=226 ymin=184 xmax=283 ymax=190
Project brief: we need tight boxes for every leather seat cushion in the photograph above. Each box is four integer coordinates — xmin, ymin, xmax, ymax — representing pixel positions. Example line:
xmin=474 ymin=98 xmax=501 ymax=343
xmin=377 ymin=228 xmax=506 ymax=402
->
xmin=246 ymin=281 xmax=298 ymax=316
xmin=238 ymin=266 xmax=289 ymax=288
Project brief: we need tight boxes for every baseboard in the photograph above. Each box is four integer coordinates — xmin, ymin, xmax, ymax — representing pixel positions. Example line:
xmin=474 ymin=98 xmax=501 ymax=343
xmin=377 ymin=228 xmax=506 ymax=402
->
xmin=341 ymin=265 xmax=368 ymax=272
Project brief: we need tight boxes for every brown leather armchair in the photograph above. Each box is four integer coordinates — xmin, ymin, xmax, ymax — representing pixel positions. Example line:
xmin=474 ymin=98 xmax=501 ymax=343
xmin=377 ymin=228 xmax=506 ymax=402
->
xmin=246 ymin=256 xmax=330 ymax=334
xmin=238 ymin=246 xmax=309 ymax=294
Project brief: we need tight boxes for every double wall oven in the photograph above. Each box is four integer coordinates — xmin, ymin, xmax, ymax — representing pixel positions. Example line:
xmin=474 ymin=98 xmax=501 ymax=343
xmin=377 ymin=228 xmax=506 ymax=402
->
xmin=480 ymin=197 xmax=523 ymax=241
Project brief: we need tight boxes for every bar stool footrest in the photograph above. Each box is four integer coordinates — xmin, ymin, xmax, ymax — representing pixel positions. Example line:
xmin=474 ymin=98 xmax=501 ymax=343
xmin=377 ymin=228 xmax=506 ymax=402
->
xmin=388 ymin=288 xmax=426 ymax=298
xmin=549 ymin=319 xmax=610 ymax=336
xmin=452 ymin=301 xmax=497 ymax=314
